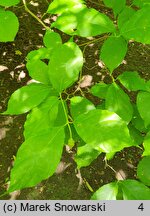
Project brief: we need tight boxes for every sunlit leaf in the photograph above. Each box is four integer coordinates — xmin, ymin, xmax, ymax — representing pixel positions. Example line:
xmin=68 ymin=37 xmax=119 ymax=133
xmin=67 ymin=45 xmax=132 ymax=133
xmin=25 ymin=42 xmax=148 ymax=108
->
xmin=47 ymin=0 xmax=85 ymax=14
xmin=43 ymin=30 xmax=62 ymax=50
xmin=118 ymin=71 xmax=147 ymax=91
xmin=70 ymin=96 xmax=95 ymax=120
xmin=91 ymin=182 xmax=118 ymax=200
xmin=74 ymin=109 xmax=134 ymax=154
xmin=0 ymin=9 xmax=19 ymax=42
xmin=119 ymin=179 xmax=150 ymax=200
xmin=100 ymin=36 xmax=127 ymax=73
xmin=137 ymin=156 xmax=150 ymax=186
xmin=48 ymin=42 xmax=83 ymax=92
xmin=3 ymin=83 xmax=51 ymax=115
xmin=9 ymin=126 xmax=65 ymax=192
xmin=120 ymin=6 xmax=150 ymax=44
xmin=0 ymin=0 xmax=20 ymax=7
xmin=106 ymin=83 xmax=133 ymax=123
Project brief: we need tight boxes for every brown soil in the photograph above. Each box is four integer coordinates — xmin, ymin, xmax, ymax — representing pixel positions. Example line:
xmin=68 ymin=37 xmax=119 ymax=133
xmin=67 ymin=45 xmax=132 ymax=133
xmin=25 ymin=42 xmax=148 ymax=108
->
xmin=0 ymin=0 xmax=149 ymax=199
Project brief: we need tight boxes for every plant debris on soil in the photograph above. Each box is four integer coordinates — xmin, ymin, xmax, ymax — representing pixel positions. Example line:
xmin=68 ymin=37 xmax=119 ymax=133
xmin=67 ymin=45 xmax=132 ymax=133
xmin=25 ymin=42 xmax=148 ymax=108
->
xmin=0 ymin=0 xmax=150 ymax=200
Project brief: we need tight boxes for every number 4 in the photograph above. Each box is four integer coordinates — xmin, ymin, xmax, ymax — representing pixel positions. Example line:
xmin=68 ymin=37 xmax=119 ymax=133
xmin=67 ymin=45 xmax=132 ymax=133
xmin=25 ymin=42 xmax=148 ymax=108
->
xmin=138 ymin=203 xmax=144 ymax=211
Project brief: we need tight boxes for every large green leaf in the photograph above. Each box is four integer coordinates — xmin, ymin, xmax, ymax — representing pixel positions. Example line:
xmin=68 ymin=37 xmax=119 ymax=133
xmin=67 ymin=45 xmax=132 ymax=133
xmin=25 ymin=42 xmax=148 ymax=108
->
xmin=0 ymin=9 xmax=19 ymax=42
xmin=52 ymin=7 xmax=115 ymax=37
xmin=75 ymin=143 xmax=100 ymax=168
xmin=120 ymin=6 xmax=150 ymax=44
xmin=26 ymin=48 xmax=51 ymax=61
xmin=103 ymin=0 xmax=126 ymax=16
xmin=90 ymin=82 xmax=110 ymax=99
xmin=43 ymin=30 xmax=62 ymax=50
xmin=143 ymin=131 xmax=150 ymax=156
xmin=0 ymin=0 xmax=20 ymax=7
xmin=48 ymin=42 xmax=83 ymax=92
xmin=100 ymin=36 xmax=127 ymax=73
xmin=74 ymin=109 xmax=134 ymax=154
xmin=47 ymin=0 xmax=85 ymax=14
xmin=133 ymin=0 xmax=150 ymax=7
xmin=76 ymin=8 xmax=116 ymax=37
xmin=9 ymin=126 xmax=65 ymax=192
xmin=137 ymin=91 xmax=150 ymax=127
xmin=128 ymin=124 xmax=144 ymax=146
xmin=91 ymin=182 xmax=118 ymax=200
xmin=70 ymin=96 xmax=95 ymax=120
xmin=3 ymin=83 xmax=51 ymax=115
xmin=119 ymin=179 xmax=150 ymax=200
xmin=118 ymin=6 xmax=136 ymax=31
xmin=24 ymin=96 xmax=60 ymax=139
xmin=105 ymin=83 xmax=133 ymax=123
xmin=137 ymin=156 xmax=150 ymax=186
xmin=117 ymin=71 xmax=147 ymax=91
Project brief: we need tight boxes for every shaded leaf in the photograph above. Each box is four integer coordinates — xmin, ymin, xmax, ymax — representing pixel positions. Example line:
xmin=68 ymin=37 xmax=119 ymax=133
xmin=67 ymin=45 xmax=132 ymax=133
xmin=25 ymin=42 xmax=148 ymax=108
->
xmin=91 ymin=182 xmax=118 ymax=200
xmin=9 ymin=126 xmax=65 ymax=192
xmin=137 ymin=156 xmax=150 ymax=186
xmin=120 ymin=7 xmax=150 ymax=44
xmin=90 ymin=82 xmax=110 ymax=99
xmin=100 ymin=36 xmax=127 ymax=73
xmin=137 ymin=91 xmax=150 ymax=127
xmin=106 ymin=83 xmax=133 ymax=123
xmin=103 ymin=0 xmax=126 ymax=16
xmin=143 ymin=131 xmax=150 ymax=156
xmin=118 ymin=71 xmax=147 ymax=91
xmin=75 ymin=144 xmax=100 ymax=168
xmin=128 ymin=124 xmax=144 ymax=146
xmin=118 ymin=6 xmax=136 ymax=31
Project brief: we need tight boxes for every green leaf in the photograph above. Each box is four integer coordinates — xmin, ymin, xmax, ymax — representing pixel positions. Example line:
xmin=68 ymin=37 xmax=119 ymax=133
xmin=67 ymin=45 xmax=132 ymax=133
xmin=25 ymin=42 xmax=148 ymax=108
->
xmin=131 ymin=104 xmax=147 ymax=132
xmin=137 ymin=156 xmax=150 ymax=186
xmin=26 ymin=48 xmax=51 ymax=61
xmin=133 ymin=0 xmax=150 ymax=7
xmin=26 ymin=60 xmax=50 ymax=85
xmin=3 ymin=83 xmax=51 ymax=115
xmin=0 ymin=9 xmax=19 ymax=42
xmin=100 ymin=36 xmax=127 ymax=73
xmin=47 ymin=0 xmax=85 ymax=14
xmin=120 ymin=6 xmax=150 ymax=44
xmin=137 ymin=91 xmax=150 ymax=127
xmin=75 ymin=143 xmax=100 ymax=168
xmin=143 ymin=131 xmax=150 ymax=156
xmin=119 ymin=179 xmax=150 ymax=200
xmin=24 ymin=96 xmax=60 ymax=139
xmin=91 ymin=182 xmax=118 ymax=200
xmin=48 ymin=42 xmax=83 ymax=92
xmin=74 ymin=109 xmax=134 ymax=154
xmin=128 ymin=124 xmax=144 ymax=146
xmin=118 ymin=6 xmax=136 ymax=31
xmin=0 ymin=0 xmax=20 ymax=7
xmin=9 ymin=126 xmax=65 ymax=192
xmin=43 ymin=30 xmax=62 ymax=50
xmin=103 ymin=0 xmax=126 ymax=16
xmin=76 ymin=8 xmax=116 ymax=37
xmin=90 ymin=82 xmax=110 ymax=99
xmin=70 ymin=96 xmax=95 ymax=120
xmin=118 ymin=71 xmax=147 ymax=91
xmin=106 ymin=83 xmax=133 ymax=123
